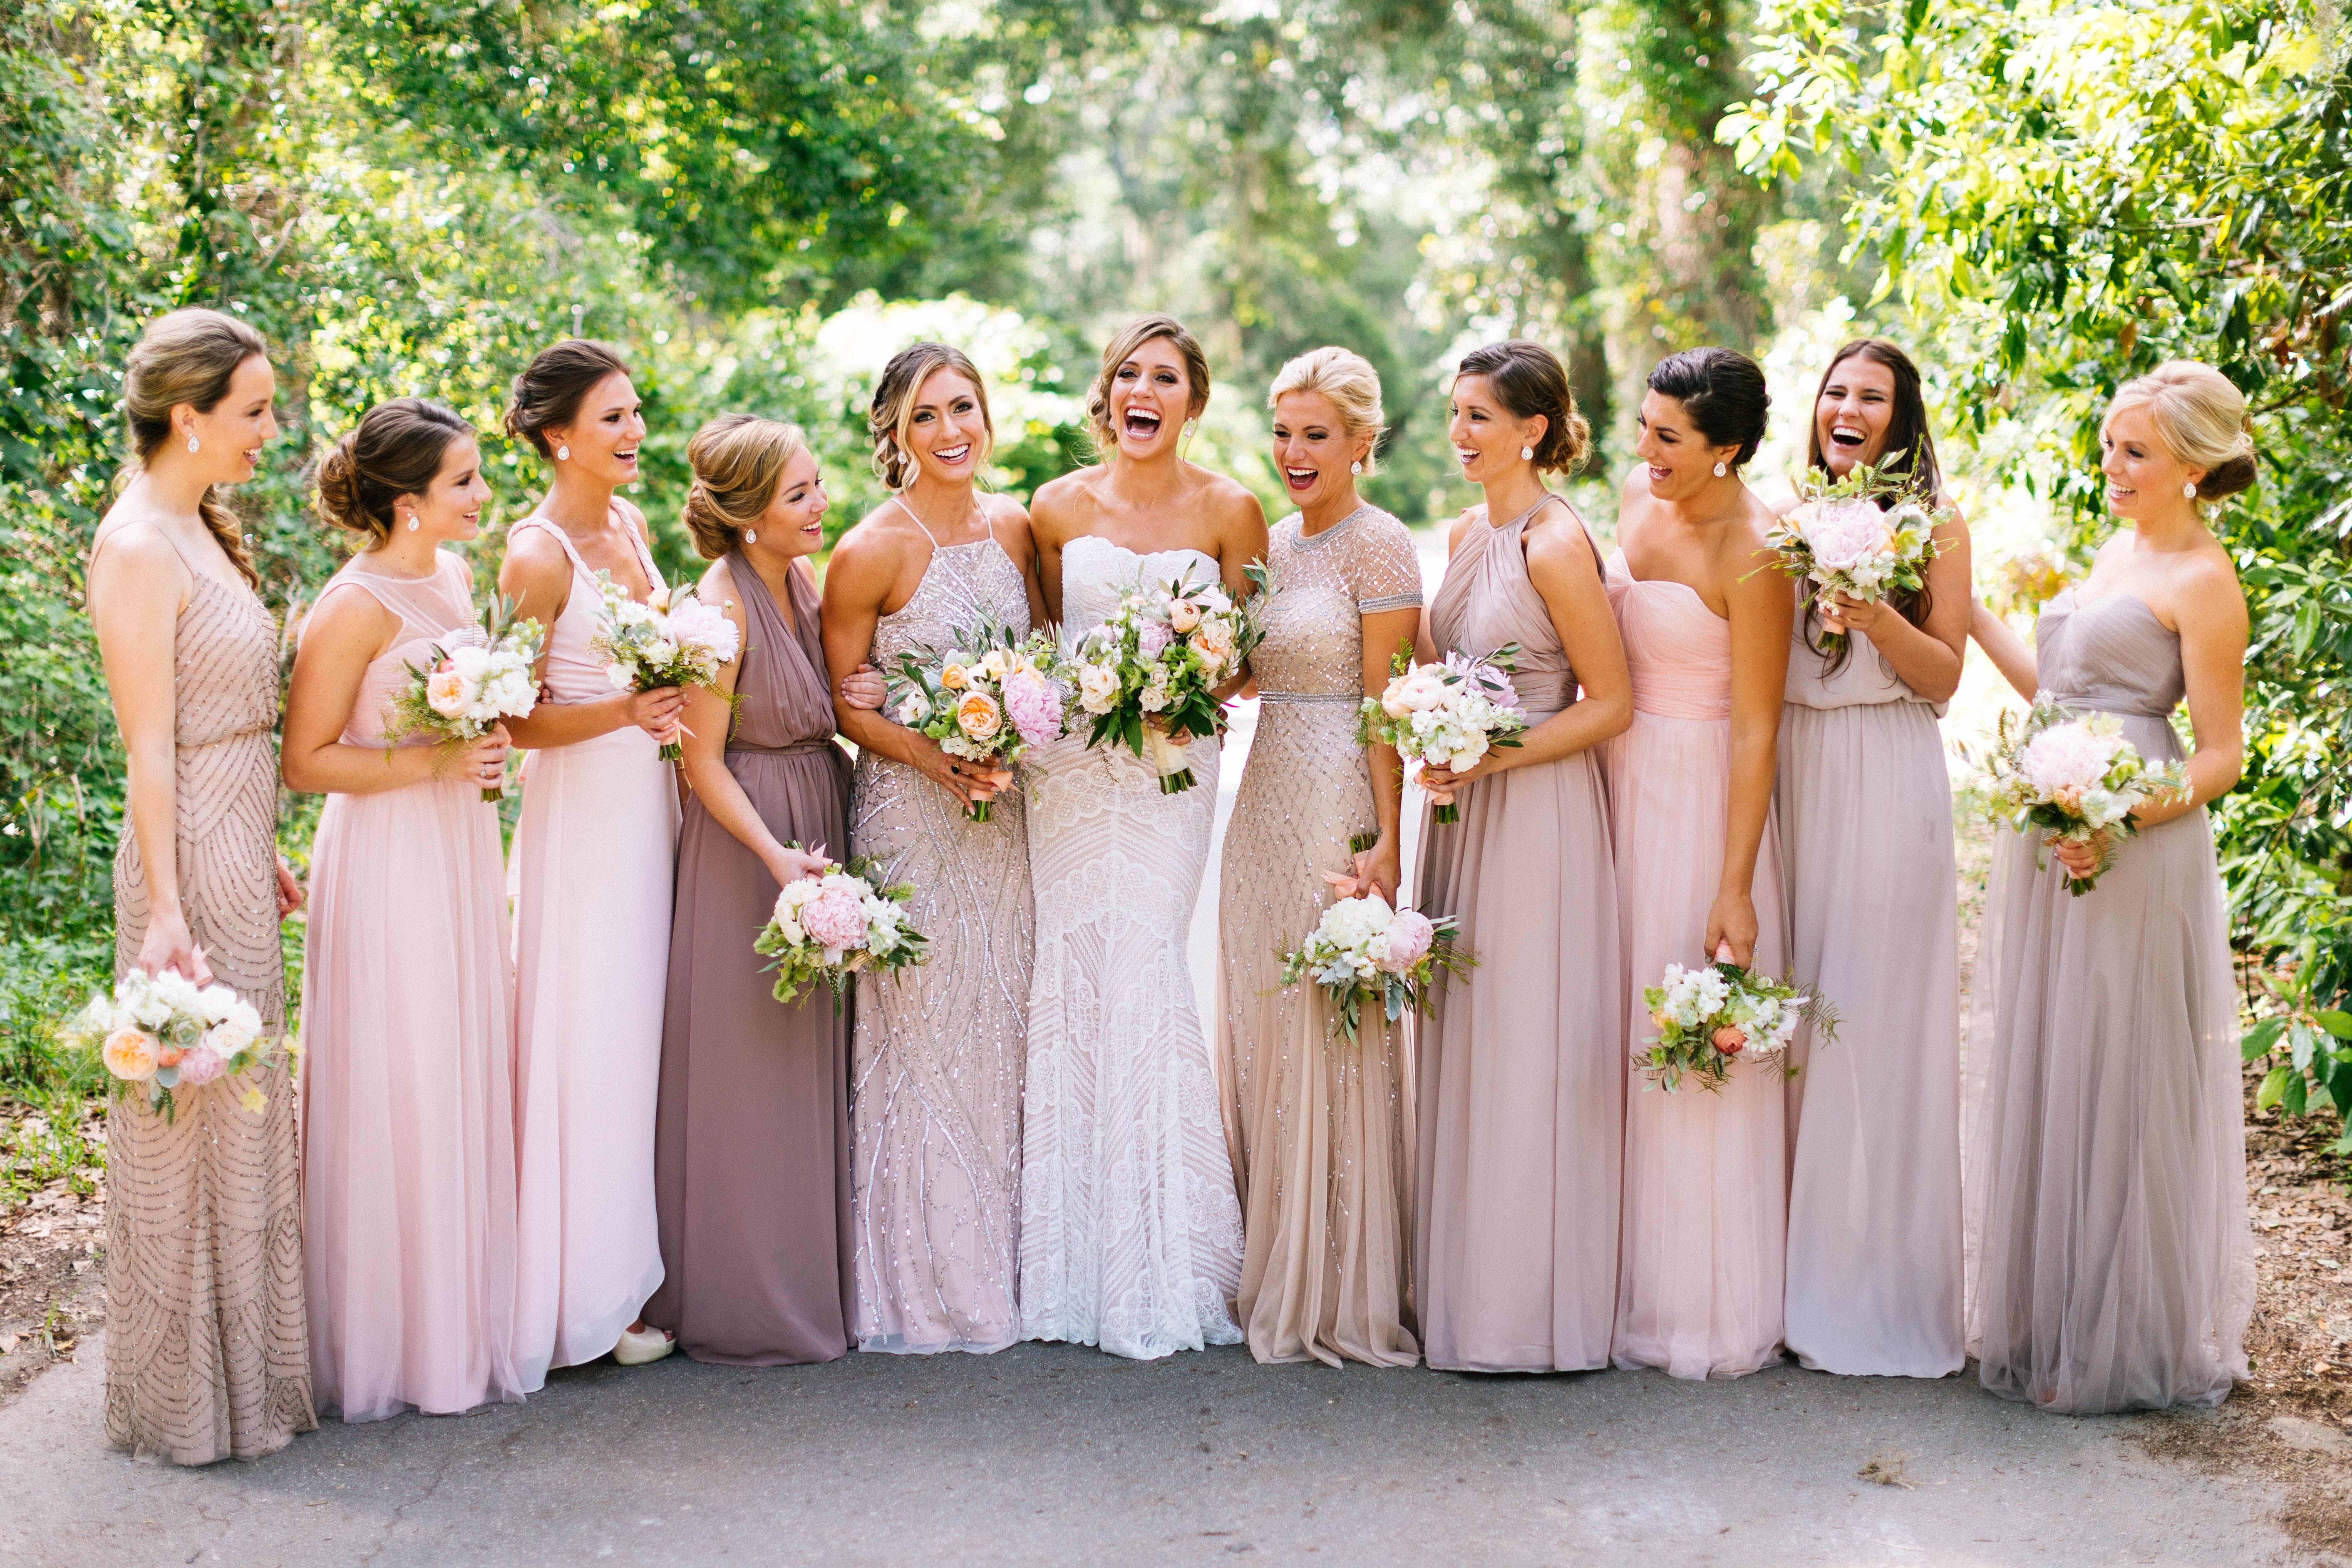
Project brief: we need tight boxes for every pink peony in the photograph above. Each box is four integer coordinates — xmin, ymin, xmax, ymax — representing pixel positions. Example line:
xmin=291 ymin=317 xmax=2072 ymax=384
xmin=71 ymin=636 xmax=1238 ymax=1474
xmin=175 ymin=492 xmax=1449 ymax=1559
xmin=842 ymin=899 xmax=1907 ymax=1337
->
xmin=1804 ymin=498 xmax=1894 ymax=572
xmin=174 ymin=1047 xmax=228 ymax=1087
xmin=1137 ymin=621 xmax=1173 ymax=660
xmin=1002 ymin=672 xmax=1064 ymax=747
xmin=665 ymin=599 xmax=740 ymax=662
xmin=1381 ymin=910 xmax=1435 ymax=972
xmin=2021 ymin=721 xmax=2116 ymax=796
xmin=800 ymin=887 xmax=868 ymax=953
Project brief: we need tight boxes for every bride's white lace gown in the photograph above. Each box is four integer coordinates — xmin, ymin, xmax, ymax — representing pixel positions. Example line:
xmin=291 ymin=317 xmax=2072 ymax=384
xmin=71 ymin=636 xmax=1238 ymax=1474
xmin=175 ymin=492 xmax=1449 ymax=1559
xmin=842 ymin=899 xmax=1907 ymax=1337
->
xmin=1018 ymin=534 xmax=1245 ymax=1359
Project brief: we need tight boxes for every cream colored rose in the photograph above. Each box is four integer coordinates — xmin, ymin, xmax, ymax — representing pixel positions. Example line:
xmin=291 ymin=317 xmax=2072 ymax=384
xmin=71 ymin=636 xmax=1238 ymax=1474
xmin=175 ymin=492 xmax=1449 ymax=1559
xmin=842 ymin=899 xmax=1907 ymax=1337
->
xmin=1077 ymin=664 xmax=1119 ymax=713
xmin=979 ymin=649 xmax=1012 ymax=680
xmin=1192 ymin=617 xmax=1235 ymax=670
xmin=426 ymin=665 xmax=470 ymax=719
xmin=1166 ymin=598 xmax=1202 ymax=633
xmin=103 ymin=1027 xmax=159 ymax=1082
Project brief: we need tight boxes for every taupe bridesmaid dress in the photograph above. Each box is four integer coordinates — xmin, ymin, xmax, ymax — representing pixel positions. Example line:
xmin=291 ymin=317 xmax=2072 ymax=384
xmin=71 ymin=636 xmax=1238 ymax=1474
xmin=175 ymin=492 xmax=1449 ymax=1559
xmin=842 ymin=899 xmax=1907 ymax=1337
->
xmin=1216 ymin=503 xmax=1424 ymax=1368
xmin=1967 ymin=589 xmax=2251 ymax=1412
xmin=847 ymin=520 xmax=1033 ymax=1355
xmin=102 ymin=535 xmax=314 ymax=1462
xmin=1413 ymin=496 xmax=1623 ymax=1372
xmin=645 ymin=555 xmax=854 ymax=1365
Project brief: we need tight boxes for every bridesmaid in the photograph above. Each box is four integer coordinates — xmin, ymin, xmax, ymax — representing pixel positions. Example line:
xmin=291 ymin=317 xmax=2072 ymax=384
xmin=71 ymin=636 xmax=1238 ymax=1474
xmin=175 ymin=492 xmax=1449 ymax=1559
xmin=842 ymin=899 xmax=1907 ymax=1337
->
xmin=1964 ymin=361 xmax=2253 ymax=1413
xmin=499 ymin=340 xmax=685 ymax=1380
xmin=1413 ymin=340 xmax=1633 ymax=1373
xmin=1775 ymin=339 xmax=1972 ymax=1378
xmin=821 ymin=344 xmax=1046 ymax=1355
xmin=1605 ymin=347 xmax=1796 ymax=1381
xmin=87 ymin=307 xmax=314 ymax=1461
xmin=284 ymin=398 xmax=524 ymax=1419
xmin=643 ymin=415 xmax=854 ymax=1365
xmin=1217 ymin=347 xmax=1426 ymax=1367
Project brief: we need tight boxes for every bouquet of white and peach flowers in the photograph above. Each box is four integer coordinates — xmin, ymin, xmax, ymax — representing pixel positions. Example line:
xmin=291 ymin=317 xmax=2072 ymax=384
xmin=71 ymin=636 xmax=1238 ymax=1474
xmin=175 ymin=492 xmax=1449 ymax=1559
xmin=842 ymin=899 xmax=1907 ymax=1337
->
xmin=1636 ymin=955 xmax=1828 ymax=1094
xmin=754 ymin=855 xmax=930 ymax=1009
xmin=1357 ymin=643 xmax=1528 ymax=824
xmin=65 ymin=969 xmax=281 ymax=1122
xmin=1065 ymin=563 xmax=1271 ymax=794
xmin=887 ymin=619 xmax=1065 ymax=822
xmin=381 ymin=598 xmax=544 ymax=800
xmin=1760 ymin=458 xmax=1947 ymax=655
xmin=588 ymin=573 xmax=740 ymax=761
xmin=1278 ymin=892 xmax=1473 ymax=1046
xmin=1972 ymin=699 xmax=2189 ymax=895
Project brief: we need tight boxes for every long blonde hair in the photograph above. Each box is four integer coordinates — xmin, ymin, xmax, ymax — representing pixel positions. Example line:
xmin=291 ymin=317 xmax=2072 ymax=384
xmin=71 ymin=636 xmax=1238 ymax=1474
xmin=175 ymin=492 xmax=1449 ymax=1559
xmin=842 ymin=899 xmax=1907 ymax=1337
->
xmin=121 ymin=308 xmax=268 ymax=587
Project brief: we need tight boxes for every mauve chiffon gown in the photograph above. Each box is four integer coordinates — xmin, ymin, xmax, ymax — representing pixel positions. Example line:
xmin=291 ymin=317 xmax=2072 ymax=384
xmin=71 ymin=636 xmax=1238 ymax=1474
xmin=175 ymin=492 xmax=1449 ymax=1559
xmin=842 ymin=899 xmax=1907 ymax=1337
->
xmin=644 ymin=554 xmax=854 ymax=1366
xmin=509 ymin=515 xmax=679 ymax=1386
xmin=1966 ymin=589 xmax=2250 ymax=1412
xmin=300 ymin=550 xmax=525 ymax=1420
xmin=1777 ymin=617 xmax=1965 ymax=1377
xmin=1412 ymin=497 xmax=1623 ymax=1373
xmin=1605 ymin=551 xmax=1791 ymax=1381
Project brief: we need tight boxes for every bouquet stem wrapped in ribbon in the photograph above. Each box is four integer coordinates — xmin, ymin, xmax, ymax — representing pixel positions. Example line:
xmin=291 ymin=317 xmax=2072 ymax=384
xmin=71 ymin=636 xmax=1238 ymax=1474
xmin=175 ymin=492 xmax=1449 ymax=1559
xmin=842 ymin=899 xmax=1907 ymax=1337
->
xmin=381 ymin=596 xmax=545 ymax=801
xmin=1970 ymin=698 xmax=2190 ymax=894
xmin=1278 ymin=888 xmax=1473 ymax=1045
xmin=589 ymin=573 xmax=740 ymax=762
xmin=754 ymin=853 xmax=930 ymax=1010
xmin=1756 ymin=457 xmax=1948 ymax=657
xmin=888 ymin=619 xmax=1065 ymax=822
xmin=65 ymin=969 xmax=283 ymax=1123
xmin=1636 ymin=952 xmax=1833 ymax=1094
xmin=1067 ymin=562 xmax=1271 ymax=794
xmin=1359 ymin=642 xmax=1528 ymax=824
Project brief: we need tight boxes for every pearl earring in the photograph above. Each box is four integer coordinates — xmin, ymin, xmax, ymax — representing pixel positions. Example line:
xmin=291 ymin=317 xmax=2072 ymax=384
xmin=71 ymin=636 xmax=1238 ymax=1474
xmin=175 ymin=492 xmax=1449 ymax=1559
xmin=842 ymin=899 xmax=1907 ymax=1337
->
xmin=405 ymin=514 xmax=420 ymax=532
xmin=744 ymin=528 xmax=757 ymax=544
xmin=186 ymin=434 xmax=200 ymax=454
xmin=1350 ymin=460 xmax=1363 ymax=476
xmin=1519 ymin=445 xmax=1534 ymax=461
xmin=2181 ymin=481 xmax=2197 ymax=499
xmin=1713 ymin=461 xmax=1728 ymax=477
xmin=556 ymin=444 xmax=570 ymax=461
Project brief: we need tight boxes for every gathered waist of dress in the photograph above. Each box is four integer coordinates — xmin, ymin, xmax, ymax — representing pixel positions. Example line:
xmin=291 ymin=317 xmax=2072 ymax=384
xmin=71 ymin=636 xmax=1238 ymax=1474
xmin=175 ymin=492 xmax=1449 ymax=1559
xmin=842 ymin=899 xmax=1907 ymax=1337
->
xmin=1630 ymin=689 xmax=1732 ymax=722
xmin=1256 ymin=690 xmax=1363 ymax=707
xmin=727 ymin=737 xmax=843 ymax=758
xmin=177 ymin=721 xmax=273 ymax=752
xmin=2036 ymin=692 xmax=2185 ymax=759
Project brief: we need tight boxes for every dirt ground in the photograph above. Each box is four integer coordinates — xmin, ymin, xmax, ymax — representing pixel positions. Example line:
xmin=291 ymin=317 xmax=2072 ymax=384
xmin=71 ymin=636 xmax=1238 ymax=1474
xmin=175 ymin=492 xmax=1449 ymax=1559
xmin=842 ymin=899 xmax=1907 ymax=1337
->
xmin=0 ymin=1097 xmax=106 ymax=1409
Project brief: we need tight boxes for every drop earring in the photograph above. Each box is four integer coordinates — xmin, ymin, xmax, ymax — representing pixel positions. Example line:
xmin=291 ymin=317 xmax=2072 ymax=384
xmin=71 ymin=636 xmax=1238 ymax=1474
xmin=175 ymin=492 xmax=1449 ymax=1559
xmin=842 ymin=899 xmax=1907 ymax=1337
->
xmin=744 ymin=528 xmax=757 ymax=544
xmin=186 ymin=434 xmax=200 ymax=454
xmin=2182 ymin=481 xmax=2197 ymax=499
xmin=1713 ymin=461 xmax=1728 ymax=477
xmin=404 ymin=514 xmax=420 ymax=533
xmin=1519 ymin=445 xmax=1534 ymax=461
xmin=556 ymin=444 xmax=571 ymax=461
xmin=1350 ymin=459 xmax=1363 ymax=476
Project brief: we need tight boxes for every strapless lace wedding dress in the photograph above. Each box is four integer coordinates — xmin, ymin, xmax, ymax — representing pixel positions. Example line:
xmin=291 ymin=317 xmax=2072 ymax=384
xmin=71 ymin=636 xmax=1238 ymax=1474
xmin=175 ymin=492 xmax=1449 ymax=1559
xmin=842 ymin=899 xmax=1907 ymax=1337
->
xmin=1017 ymin=534 xmax=1245 ymax=1359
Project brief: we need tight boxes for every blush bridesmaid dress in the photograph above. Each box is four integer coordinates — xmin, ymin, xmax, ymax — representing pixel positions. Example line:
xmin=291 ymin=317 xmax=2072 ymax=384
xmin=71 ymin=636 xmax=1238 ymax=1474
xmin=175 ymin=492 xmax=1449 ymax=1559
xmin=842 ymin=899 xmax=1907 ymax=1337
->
xmin=300 ymin=550 xmax=525 ymax=1420
xmin=1605 ymin=551 xmax=1791 ymax=1381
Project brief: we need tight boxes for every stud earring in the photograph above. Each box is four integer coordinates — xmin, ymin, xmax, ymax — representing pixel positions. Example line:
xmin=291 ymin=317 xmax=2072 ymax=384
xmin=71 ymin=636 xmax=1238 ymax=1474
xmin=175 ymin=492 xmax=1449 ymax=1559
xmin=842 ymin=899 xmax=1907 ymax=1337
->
xmin=556 ymin=444 xmax=570 ymax=461
xmin=1519 ymin=445 xmax=1534 ymax=461
xmin=405 ymin=514 xmax=420 ymax=532
xmin=2182 ymin=481 xmax=2197 ymax=499
xmin=1350 ymin=460 xmax=1363 ymax=476
xmin=186 ymin=434 xmax=200 ymax=454
xmin=1713 ymin=461 xmax=1728 ymax=477
xmin=744 ymin=528 xmax=757 ymax=544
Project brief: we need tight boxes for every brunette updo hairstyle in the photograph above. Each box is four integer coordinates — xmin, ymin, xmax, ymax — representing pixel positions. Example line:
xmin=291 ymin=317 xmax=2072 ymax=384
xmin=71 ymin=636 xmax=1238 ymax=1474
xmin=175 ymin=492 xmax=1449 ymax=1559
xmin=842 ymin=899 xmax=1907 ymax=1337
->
xmin=503 ymin=339 xmax=630 ymax=458
xmin=314 ymin=399 xmax=474 ymax=545
xmin=1647 ymin=347 xmax=1771 ymax=468
xmin=121 ymin=307 xmax=269 ymax=587
xmin=1455 ymin=340 xmax=1590 ymax=476
xmin=1805 ymin=338 xmax=1945 ymax=501
xmin=1085 ymin=315 xmax=1212 ymax=458
xmin=868 ymin=342 xmax=995 ymax=491
xmin=2110 ymin=361 xmax=2259 ymax=504
xmin=682 ymin=414 xmax=809 ymax=560
xmin=1268 ymin=347 xmax=1388 ymax=475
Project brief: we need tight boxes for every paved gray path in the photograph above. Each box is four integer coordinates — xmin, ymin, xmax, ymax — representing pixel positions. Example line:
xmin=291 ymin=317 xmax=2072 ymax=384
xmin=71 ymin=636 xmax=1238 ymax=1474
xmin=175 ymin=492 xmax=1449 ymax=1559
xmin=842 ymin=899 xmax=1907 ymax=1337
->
xmin=0 ymin=1336 xmax=2290 ymax=1566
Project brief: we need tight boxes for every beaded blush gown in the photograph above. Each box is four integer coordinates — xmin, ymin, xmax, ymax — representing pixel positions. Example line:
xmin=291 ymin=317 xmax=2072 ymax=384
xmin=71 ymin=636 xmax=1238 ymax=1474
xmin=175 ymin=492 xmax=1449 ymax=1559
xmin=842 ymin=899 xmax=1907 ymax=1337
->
xmin=1604 ymin=551 xmax=1791 ymax=1381
xmin=100 ymin=531 xmax=314 ymax=1463
xmin=1019 ymin=533 xmax=1245 ymax=1360
xmin=300 ymin=550 xmax=524 ymax=1419
xmin=1216 ymin=503 xmax=1424 ymax=1368
xmin=1412 ymin=498 xmax=1624 ymax=1373
xmin=1966 ymin=589 xmax=2250 ymax=1413
xmin=509 ymin=514 xmax=680 ymax=1386
xmin=848 ymin=519 xmax=1034 ymax=1355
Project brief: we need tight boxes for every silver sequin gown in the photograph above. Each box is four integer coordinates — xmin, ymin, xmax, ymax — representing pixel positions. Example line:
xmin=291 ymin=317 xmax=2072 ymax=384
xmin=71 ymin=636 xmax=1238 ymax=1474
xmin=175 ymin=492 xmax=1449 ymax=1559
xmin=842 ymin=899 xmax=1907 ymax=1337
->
xmin=849 ymin=533 xmax=1036 ymax=1353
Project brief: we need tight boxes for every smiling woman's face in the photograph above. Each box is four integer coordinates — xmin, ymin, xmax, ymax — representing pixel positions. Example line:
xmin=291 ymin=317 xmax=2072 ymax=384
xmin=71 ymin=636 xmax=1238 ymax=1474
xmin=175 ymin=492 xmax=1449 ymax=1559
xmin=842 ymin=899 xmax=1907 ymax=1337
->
xmin=404 ymin=436 xmax=491 ymax=543
xmin=549 ymin=372 xmax=645 ymax=487
xmin=1107 ymin=336 xmax=1198 ymax=459
xmin=754 ymin=447 xmax=830 ymax=560
xmin=1814 ymin=354 xmax=1898 ymax=475
xmin=2099 ymin=401 xmax=2200 ymax=522
xmin=903 ymin=367 xmax=989 ymax=487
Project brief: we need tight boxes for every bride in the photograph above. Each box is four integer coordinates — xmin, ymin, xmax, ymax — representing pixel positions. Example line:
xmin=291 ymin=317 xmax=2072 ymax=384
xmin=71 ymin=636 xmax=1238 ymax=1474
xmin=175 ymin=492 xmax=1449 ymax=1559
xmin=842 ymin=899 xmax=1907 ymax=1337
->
xmin=1021 ymin=315 xmax=1268 ymax=1358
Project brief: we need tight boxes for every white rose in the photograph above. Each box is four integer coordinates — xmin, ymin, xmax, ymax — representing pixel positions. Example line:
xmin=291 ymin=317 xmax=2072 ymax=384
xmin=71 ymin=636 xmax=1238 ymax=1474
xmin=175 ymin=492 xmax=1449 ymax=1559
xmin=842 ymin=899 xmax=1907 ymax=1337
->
xmin=1077 ymin=665 xmax=1119 ymax=714
xmin=607 ymin=663 xmax=635 ymax=691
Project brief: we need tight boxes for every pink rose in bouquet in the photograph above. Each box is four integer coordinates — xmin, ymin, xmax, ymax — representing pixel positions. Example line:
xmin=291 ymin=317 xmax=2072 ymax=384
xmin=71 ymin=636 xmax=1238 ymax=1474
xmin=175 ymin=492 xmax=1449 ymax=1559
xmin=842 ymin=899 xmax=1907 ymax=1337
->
xmin=425 ymin=662 xmax=471 ymax=720
xmin=175 ymin=1047 xmax=228 ymax=1087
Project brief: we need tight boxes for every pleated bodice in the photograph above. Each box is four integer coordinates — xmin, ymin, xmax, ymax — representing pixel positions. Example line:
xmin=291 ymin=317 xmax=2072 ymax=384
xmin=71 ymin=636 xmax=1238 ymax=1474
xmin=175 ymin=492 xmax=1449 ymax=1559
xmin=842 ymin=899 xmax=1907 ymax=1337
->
xmin=2031 ymin=590 xmax=2187 ymax=761
xmin=1428 ymin=501 xmax=1577 ymax=719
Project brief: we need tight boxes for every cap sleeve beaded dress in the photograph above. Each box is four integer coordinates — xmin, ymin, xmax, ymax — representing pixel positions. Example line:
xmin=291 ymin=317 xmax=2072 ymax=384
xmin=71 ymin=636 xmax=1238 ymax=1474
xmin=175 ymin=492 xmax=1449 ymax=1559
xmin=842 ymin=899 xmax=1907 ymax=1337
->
xmin=1965 ymin=590 xmax=2250 ymax=1412
xmin=1777 ymin=611 xmax=1964 ymax=1377
xmin=1412 ymin=499 xmax=1623 ymax=1372
xmin=299 ymin=549 xmax=525 ymax=1420
xmin=644 ymin=555 xmax=855 ymax=1365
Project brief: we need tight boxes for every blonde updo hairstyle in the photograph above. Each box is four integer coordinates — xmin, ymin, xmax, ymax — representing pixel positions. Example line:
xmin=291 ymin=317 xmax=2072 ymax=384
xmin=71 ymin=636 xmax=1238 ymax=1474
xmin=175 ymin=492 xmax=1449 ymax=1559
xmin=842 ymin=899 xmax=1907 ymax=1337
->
xmin=2109 ymin=361 xmax=2258 ymax=504
xmin=868 ymin=342 xmax=995 ymax=491
xmin=683 ymin=413 xmax=810 ymax=560
xmin=1085 ymin=314 xmax=1211 ymax=458
xmin=1268 ymin=347 xmax=1387 ymax=476
xmin=121 ymin=307 xmax=270 ymax=587
xmin=314 ymin=398 xmax=475 ymax=545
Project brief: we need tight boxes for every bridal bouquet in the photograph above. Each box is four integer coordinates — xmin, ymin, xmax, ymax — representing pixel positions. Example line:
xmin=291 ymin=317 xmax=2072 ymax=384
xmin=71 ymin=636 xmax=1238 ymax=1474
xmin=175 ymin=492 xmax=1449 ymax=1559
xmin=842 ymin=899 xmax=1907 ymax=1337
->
xmin=380 ymin=598 xmax=545 ymax=801
xmin=754 ymin=855 xmax=930 ymax=1008
xmin=1760 ymin=458 xmax=1947 ymax=655
xmin=1636 ymin=957 xmax=1826 ymax=1094
xmin=589 ymin=572 xmax=740 ymax=761
xmin=1973 ymin=700 xmax=2189 ymax=894
xmin=1066 ymin=563 xmax=1271 ymax=794
xmin=1358 ymin=643 xmax=1528 ymax=824
xmin=65 ymin=969 xmax=280 ymax=1122
xmin=1279 ymin=892 xmax=1473 ymax=1046
xmin=888 ymin=619 xmax=1065 ymax=822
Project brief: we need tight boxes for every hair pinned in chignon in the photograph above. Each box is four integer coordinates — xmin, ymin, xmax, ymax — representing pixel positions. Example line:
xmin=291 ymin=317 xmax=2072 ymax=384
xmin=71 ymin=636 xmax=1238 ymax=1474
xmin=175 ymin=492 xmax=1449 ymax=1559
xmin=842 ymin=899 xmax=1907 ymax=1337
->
xmin=1085 ymin=315 xmax=1211 ymax=458
xmin=1647 ymin=347 xmax=1771 ymax=468
xmin=868 ymin=343 xmax=995 ymax=491
xmin=122 ymin=307 xmax=271 ymax=587
xmin=2110 ymin=361 xmax=2258 ymax=504
xmin=314 ymin=399 xmax=474 ymax=545
xmin=1268 ymin=347 xmax=1387 ymax=475
xmin=504 ymin=338 xmax=630 ymax=458
xmin=684 ymin=414 xmax=810 ymax=560
xmin=1456 ymin=340 xmax=1590 ymax=476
